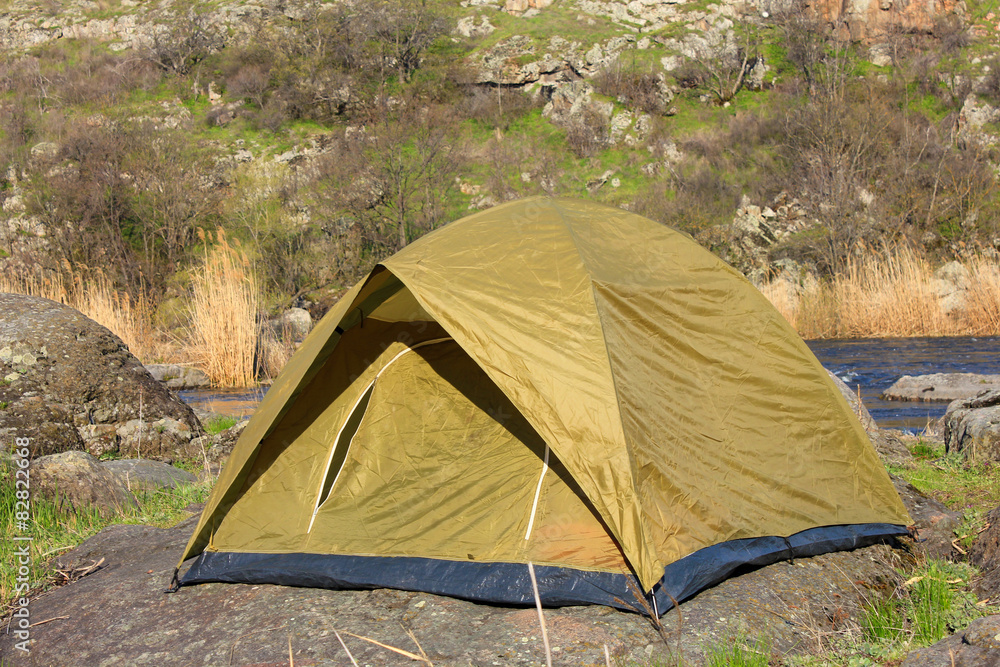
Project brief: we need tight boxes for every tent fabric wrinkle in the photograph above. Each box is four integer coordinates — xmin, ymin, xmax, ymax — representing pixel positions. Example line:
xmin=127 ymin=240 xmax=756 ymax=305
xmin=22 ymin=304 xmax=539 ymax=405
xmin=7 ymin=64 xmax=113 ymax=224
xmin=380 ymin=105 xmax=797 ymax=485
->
xmin=177 ymin=196 xmax=911 ymax=614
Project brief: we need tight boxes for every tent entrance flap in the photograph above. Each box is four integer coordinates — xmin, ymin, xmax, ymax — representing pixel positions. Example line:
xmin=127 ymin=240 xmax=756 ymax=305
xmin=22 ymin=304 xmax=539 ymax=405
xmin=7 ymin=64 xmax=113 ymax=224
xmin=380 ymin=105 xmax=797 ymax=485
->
xmin=308 ymin=337 xmax=454 ymax=533
xmin=309 ymin=383 xmax=374 ymax=533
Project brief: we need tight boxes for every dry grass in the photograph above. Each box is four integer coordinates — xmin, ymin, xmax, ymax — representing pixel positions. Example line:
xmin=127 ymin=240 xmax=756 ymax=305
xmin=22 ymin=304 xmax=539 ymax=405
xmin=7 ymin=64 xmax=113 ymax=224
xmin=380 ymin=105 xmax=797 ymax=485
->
xmin=0 ymin=266 xmax=156 ymax=360
xmin=964 ymin=254 xmax=1000 ymax=335
xmin=257 ymin=328 xmax=297 ymax=381
xmin=761 ymin=248 xmax=1000 ymax=339
xmin=190 ymin=229 xmax=260 ymax=387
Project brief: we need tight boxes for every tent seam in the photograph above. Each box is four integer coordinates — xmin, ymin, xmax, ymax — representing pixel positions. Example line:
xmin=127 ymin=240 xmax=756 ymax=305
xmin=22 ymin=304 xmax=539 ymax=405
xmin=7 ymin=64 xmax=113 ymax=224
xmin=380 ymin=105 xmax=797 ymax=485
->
xmin=554 ymin=207 xmax=657 ymax=588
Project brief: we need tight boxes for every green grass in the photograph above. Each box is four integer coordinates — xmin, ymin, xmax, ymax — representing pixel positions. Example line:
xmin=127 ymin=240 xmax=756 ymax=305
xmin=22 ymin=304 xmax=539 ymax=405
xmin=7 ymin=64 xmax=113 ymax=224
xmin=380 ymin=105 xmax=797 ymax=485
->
xmin=890 ymin=440 xmax=1000 ymax=545
xmin=703 ymin=629 xmax=770 ymax=666
xmin=203 ymin=414 xmax=238 ymax=435
xmin=0 ymin=458 xmax=211 ymax=608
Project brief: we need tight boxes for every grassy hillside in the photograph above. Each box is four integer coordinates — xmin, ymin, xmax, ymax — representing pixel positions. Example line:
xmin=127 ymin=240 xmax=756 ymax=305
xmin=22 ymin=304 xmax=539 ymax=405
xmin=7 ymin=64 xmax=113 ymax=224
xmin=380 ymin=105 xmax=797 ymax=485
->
xmin=1 ymin=0 xmax=999 ymax=354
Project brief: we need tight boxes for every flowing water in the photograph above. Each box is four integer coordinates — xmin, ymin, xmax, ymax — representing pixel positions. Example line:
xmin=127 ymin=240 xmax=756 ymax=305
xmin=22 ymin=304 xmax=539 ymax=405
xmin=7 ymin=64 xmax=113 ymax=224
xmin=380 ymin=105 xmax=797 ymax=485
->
xmin=178 ymin=337 xmax=1000 ymax=432
xmin=808 ymin=336 xmax=1000 ymax=431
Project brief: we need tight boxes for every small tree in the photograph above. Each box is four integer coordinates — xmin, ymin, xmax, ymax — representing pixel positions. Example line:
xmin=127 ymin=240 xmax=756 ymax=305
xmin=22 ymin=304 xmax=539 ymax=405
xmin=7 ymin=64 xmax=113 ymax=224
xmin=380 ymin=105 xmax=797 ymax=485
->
xmin=687 ymin=19 xmax=762 ymax=105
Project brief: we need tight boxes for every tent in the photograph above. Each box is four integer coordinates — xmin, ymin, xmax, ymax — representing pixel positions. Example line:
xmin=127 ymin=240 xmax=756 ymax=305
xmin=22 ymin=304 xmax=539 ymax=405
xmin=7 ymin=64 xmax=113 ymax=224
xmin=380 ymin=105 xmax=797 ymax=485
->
xmin=175 ymin=196 xmax=910 ymax=614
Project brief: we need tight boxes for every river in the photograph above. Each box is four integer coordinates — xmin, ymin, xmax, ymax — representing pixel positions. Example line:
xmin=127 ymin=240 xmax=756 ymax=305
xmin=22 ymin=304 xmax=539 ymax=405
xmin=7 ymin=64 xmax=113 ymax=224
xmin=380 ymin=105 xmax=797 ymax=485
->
xmin=178 ymin=337 xmax=1000 ymax=432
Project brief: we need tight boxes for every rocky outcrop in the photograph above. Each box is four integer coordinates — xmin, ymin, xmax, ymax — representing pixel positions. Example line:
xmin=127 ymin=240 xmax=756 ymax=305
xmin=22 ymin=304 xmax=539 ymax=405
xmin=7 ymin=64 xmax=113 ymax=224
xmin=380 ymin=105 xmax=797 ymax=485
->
xmin=806 ymin=0 xmax=967 ymax=41
xmin=182 ymin=419 xmax=248 ymax=467
xmin=944 ymin=390 xmax=1000 ymax=463
xmin=901 ymin=614 xmax=1000 ymax=666
xmin=0 ymin=510 xmax=910 ymax=666
xmin=265 ymin=307 xmax=313 ymax=342
xmin=700 ymin=193 xmax=818 ymax=281
xmin=0 ymin=293 xmax=199 ymax=459
xmin=884 ymin=373 xmax=1000 ymax=402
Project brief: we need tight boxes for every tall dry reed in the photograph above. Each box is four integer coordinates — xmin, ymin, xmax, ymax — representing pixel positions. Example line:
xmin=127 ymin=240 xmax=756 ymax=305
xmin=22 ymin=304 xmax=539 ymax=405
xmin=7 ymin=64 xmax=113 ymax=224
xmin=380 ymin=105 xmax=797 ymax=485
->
xmin=0 ymin=266 xmax=155 ymax=360
xmin=190 ymin=230 xmax=260 ymax=387
xmin=964 ymin=255 xmax=1000 ymax=335
xmin=760 ymin=247 xmax=1000 ymax=339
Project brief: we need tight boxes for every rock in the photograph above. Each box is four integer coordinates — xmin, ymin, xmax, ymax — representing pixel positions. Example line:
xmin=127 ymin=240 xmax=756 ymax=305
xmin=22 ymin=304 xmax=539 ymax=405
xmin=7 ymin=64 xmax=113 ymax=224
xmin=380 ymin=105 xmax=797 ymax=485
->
xmin=266 ymin=307 xmax=313 ymax=342
xmin=77 ymin=423 xmax=119 ymax=457
xmin=144 ymin=363 xmax=211 ymax=389
xmin=116 ymin=417 xmax=195 ymax=462
xmin=828 ymin=369 xmax=878 ymax=433
xmin=901 ymin=615 xmax=1000 ymax=666
xmin=884 ymin=374 xmax=1000 ymax=402
xmin=824 ymin=369 xmax=913 ymax=465
xmin=455 ymin=15 xmax=496 ymax=38
xmin=945 ymin=390 xmax=1000 ymax=463
xmin=0 ymin=294 xmax=200 ymax=458
xmin=100 ymin=459 xmax=197 ymax=493
xmin=958 ymin=94 xmax=1000 ymax=148
xmin=970 ymin=506 xmax=1000 ymax=598
xmin=183 ymin=419 xmax=248 ymax=466
xmin=0 ymin=511 xmax=911 ymax=666
xmin=807 ymin=0 xmax=966 ymax=41
xmin=31 ymin=451 xmax=137 ymax=515
xmin=893 ymin=474 xmax=962 ymax=560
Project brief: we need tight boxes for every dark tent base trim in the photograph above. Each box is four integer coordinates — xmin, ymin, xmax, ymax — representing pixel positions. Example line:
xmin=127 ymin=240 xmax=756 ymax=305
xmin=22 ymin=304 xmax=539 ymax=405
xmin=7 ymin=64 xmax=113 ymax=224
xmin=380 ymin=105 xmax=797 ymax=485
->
xmin=178 ymin=523 xmax=908 ymax=615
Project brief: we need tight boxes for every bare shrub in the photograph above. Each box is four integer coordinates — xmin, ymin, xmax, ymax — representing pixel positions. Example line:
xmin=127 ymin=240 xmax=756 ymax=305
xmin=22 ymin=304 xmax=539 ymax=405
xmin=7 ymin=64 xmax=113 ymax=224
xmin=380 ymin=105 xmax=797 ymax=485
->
xmin=565 ymin=107 xmax=610 ymax=158
xmin=594 ymin=57 xmax=668 ymax=115
xmin=460 ymin=85 xmax=540 ymax=130
xmin=933 ymin=15 xmax=971 ymax=55
xmin=981 ymin=58 xmax=1000 ymax=103
xmin=227 ymin=64 xmax=270 ymax=108
xmin=142 ymin=11 xmax=225 ymax=75
xmin=684 ymin=19 xmax=762 ymax=105
xmin=632 ymin=163 xmax=739 ymax=235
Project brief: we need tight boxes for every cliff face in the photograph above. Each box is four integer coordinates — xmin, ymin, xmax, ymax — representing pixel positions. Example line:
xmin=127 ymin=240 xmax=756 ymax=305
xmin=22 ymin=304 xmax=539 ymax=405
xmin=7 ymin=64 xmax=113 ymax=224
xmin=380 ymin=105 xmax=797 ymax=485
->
xmin=804 ymin=0 xmax=967 ymax=40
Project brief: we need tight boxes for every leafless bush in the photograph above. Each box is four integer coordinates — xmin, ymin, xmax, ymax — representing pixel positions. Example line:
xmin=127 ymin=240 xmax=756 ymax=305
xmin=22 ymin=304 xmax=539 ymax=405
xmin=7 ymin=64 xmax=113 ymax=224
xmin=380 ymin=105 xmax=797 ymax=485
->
xmin=142 ymin=11 xmax=225 ymax=75
xmin=933 ymin=15 xmax=971 ymax=55
xmin=227 ymin=64 xmax=270 ymax=108
xmin=595 ymin=58 xmax=668 ymax=115
xmin=632 ymin=163 xmax=739 ymax=235
xmin=565 ymin=107 xmax=610 ymax=158
xmin=460 ymin=84 xmax=540 ymax=129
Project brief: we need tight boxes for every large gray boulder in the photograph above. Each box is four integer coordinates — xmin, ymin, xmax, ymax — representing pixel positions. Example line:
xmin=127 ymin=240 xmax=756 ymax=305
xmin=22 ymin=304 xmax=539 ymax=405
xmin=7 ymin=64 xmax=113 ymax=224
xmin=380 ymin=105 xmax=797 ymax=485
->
xmin=945 ymin=390 xmax=1000 ymax=463
xmin=31 ymin=451 xmax=138 ymax=515
xmin=884 ymin=373 xmax=1000 ymax=402
xmin=0 ymin=293 xmax=199 ymax=459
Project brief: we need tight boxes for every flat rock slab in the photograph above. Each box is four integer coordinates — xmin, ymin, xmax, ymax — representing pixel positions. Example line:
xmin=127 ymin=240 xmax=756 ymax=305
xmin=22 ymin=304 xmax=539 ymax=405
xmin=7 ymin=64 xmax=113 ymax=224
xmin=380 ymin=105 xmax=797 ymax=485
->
xmin=0 ymin=514 xmax=910 ymax=666
xmin=883 ymin=373 xmax=1000 ymax=402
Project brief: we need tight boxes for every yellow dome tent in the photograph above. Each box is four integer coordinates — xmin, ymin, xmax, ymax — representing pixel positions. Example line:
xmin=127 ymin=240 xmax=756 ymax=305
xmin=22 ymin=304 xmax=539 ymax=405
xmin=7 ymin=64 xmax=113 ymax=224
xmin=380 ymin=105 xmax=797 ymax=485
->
xmin=174 ymin=197 xmax=910 ymax=613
